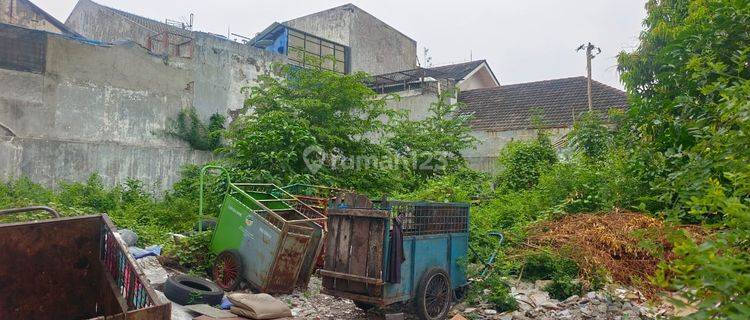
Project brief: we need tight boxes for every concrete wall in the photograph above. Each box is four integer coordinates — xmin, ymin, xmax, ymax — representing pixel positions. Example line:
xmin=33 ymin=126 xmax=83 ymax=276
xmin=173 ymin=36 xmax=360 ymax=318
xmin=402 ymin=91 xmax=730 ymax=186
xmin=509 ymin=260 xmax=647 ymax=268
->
xmin=285 ymin=4 xmax=417 ymax=75
xmin=459 ymin=66 xmax=498 ymax=91
xmin=65 ymin=0 xmax=284 ymax=119
xmin=0 ymin=25 xmax=214 ymax=190
xmin=386 ymin=89 xmax=440 ymax=121
xmin=0 ymin=0 xmax=64 ymax=34
xmin=464 ymin=127 xmax=571 ymax=172
xmin=191 ymin=32 xmax=282 ymax=119
xmin=65 ymin=0 xmax=191 ymax=48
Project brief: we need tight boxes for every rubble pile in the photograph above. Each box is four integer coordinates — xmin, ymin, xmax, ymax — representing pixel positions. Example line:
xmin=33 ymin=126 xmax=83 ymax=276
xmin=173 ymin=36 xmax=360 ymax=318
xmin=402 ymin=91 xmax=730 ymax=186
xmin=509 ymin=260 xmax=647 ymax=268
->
xmin=450 ymin=280 xmax=676 ymax=320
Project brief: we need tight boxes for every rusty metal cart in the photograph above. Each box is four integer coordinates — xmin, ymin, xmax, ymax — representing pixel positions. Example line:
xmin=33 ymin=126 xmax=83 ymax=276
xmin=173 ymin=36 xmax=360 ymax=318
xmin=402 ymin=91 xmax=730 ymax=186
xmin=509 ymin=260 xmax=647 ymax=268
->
xmin=0 ymin=206 xmax=170 ymax=320
xmin=199 ymin=166 xmax=326 ymax=293
xmin=319 ymin=199 xmax=469 ymax=320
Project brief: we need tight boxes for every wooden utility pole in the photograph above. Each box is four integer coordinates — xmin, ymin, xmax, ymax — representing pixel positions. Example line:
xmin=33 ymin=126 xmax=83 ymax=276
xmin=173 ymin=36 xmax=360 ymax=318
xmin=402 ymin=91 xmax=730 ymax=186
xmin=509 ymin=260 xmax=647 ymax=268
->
xmin=577 ymin=42 xmax=601 ymax=111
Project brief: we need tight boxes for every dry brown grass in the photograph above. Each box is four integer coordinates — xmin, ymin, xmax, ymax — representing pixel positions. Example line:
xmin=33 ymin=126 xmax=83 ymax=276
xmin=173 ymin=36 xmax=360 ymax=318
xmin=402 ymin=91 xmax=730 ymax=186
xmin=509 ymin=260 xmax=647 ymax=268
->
xmin=526 ymin=209 xmax=703 ymax=296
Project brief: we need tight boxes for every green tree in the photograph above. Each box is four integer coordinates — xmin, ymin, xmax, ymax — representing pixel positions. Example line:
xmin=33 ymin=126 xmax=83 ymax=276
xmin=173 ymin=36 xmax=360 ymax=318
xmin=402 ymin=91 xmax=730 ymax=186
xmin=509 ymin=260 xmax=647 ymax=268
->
xmin=386 ymin=89 xmax=478 ymax=179
xmin=618 ymin=0 xmax=750 ymax=317
xmin=222 ymin=61 xmax=398 ymax=193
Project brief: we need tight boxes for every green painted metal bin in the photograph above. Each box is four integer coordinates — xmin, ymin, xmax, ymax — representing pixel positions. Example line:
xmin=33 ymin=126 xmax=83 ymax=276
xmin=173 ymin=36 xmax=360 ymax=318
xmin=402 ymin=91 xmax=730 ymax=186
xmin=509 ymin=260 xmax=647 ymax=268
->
xmin=200 ymin=167 xmax=326 ymax=294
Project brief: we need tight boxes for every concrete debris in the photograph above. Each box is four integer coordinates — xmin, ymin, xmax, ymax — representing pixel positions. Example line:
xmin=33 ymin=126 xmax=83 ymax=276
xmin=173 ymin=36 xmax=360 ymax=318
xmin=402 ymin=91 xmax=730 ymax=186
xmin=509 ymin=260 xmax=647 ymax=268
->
xmin=185 ymin=304 xmax=236 ymax=318
xmin=154 ymin=290 xmax=194 ymax=320
xmin=218 ymin=276 xmax=680 ymax=319
xmin=137 ymin=256 xmax=169 ymax=289
xmin=460 ymin=280 xmax=671 ymax=320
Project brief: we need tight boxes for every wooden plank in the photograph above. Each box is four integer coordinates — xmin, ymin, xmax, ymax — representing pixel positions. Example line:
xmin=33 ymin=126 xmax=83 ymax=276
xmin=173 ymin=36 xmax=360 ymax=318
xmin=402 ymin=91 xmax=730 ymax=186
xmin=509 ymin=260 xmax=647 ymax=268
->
xmin=347 ymin=218 xmax=372 ymax=293
xmin=322 ymin=215 xmax=341 ymax=289
xmin=367 ymin=219 xmax=385 ymax=297
xmin=320 ymin=288 xmax=386 ymax=306
xmin=318 ymin=270 xmax=384 ymax=285
xmin=328 ymin=209 xmax=389 ymax=218
xmin=334 ymin=216 xmax=353 ymax=292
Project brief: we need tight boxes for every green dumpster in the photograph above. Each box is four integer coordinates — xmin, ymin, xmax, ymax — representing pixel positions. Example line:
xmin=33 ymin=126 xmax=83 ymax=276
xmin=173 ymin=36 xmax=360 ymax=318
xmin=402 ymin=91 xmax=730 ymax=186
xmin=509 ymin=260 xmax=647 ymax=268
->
xmin=199 ymin=166 xmax=326 ymax=294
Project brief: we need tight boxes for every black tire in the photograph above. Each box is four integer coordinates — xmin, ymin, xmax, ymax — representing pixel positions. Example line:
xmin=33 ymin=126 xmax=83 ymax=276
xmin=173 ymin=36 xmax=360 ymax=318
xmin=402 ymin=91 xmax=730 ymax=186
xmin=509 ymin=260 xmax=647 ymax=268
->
xmin=212 ymin=250 xmax=243 ymax=291
xmin=353 ymin=301 xmax=375 ymax=311
xmin=164 ymin=275 xmax=224 ymax=306
xmin=415 ymin=268 xmax=452 ymax=320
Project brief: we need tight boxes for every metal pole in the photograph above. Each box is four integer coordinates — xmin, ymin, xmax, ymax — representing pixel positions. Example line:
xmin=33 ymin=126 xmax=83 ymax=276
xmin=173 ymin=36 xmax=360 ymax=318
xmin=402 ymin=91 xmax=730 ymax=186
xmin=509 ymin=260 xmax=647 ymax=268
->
xmin=586 ymin=46 xmax=593 ymax=112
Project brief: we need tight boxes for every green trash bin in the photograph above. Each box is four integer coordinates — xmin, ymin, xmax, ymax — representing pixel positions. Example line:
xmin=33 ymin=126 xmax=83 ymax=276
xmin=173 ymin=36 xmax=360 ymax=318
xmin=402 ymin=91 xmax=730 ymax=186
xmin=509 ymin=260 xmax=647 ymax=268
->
xmin=199 ymin=166 xmax=325 ymax=294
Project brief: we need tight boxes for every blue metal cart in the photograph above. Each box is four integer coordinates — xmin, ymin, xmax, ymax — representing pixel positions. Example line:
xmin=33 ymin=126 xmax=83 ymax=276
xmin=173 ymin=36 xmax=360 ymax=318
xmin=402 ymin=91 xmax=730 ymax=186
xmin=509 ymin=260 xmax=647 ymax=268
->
xmin=319 ymin=197 xmax=469 ymax=320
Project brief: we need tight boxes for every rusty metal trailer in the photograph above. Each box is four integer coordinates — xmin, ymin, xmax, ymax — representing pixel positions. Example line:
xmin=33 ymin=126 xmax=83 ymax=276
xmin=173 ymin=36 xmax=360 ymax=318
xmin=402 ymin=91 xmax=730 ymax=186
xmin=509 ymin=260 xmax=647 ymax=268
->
xmin=0 ymin=207 xmax=170 ymax=320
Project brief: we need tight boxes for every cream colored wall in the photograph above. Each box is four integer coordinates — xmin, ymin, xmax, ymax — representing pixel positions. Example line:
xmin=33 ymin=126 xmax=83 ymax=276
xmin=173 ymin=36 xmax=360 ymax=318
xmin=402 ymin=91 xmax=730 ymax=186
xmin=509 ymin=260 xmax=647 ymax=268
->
xmin=458 ymin=66 xmax=498 ymax=91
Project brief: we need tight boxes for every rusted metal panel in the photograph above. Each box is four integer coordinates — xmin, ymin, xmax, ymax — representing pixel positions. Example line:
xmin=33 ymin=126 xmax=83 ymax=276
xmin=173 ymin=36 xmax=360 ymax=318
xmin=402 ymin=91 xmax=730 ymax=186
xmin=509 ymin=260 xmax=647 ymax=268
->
xmin=0 ymin=214 xmax=169 ymax=319
xmin=265 ymin=228 xmax=311 ymax=294
xmin=0 ymin=24 xmax=46 ymax=74
xmin=0 ymin=215 xmax=105 ymax=319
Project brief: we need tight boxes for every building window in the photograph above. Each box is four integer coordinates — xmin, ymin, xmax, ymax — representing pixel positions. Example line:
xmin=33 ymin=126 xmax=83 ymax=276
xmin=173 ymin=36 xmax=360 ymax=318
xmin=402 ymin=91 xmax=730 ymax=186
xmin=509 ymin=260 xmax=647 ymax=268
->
xmin=287 ymin=29 xmax=348 ymax=73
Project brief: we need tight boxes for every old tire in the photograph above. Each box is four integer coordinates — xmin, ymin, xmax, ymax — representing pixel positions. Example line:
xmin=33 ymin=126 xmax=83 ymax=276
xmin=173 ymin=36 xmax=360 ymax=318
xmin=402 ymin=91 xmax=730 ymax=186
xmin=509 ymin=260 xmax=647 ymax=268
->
xmin=164 ymin=275 xmax=224 ymax=306
xmin=353 ymin=301 xmax=375 ymax=311
xmin=415 ymin=268 xmax=452 ymax=320
xmin=212 ymin=250 xmax=243 ymax=291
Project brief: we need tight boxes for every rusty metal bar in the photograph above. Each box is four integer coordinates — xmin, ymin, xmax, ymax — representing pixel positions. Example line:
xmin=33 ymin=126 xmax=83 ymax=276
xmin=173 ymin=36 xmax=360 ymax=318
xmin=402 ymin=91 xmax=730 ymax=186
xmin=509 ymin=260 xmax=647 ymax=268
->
xmin=0 ymin=206 xmax=60 ymax=218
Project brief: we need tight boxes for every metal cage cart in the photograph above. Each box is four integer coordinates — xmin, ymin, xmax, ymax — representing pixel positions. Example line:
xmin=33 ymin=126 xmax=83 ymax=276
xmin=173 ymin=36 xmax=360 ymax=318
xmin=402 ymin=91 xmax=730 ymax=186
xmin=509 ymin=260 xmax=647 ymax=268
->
xmin=200 ymin=167 xmax=326 ymax=294
xmin=319 ymin=199 xmax=469 ymax=320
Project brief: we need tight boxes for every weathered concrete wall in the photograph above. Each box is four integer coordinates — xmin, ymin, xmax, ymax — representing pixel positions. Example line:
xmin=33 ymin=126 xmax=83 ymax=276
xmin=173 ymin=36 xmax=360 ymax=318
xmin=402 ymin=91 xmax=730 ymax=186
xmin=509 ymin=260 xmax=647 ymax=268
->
xmin=285 ymin=4 xmax=417 ymax=75
xmin=0 ymin=25 xmax=213 ymax=190
xmin=0 ymin=0 xmax=64 ymax=34
xmin=64 ymin=0 xmax=191 ymax=48
xmin=65 ymin=0 xmax=285 ymax=120
xmin=464 ymin=127 xmax=571 ymax=173
xmin=191 ymin=32 xmax=283 ymax=119
xmin=386 ymin=89 xmax=440 ymax=121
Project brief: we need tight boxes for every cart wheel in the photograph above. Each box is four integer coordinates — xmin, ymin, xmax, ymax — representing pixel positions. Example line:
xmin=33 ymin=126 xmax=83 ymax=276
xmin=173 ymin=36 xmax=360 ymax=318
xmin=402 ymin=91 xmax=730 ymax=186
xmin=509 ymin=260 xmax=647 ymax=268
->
xmin=212 ymin=250 xmax=242 ymax=291
xmin=416 ymin=268 xmax=452 ymax=320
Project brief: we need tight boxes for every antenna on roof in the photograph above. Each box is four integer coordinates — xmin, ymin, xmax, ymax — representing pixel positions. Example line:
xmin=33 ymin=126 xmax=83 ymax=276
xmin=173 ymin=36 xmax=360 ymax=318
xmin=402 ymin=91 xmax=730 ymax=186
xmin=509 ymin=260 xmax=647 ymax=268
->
xmin=166 ymin=13 xmax=194 ymax=30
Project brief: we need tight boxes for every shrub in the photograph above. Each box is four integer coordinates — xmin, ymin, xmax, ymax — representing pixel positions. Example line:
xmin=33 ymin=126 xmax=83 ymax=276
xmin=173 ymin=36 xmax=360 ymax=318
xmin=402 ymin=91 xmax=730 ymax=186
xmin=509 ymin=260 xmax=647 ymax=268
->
xmin=167 ymin=231 xmax=216 ymax=275
xmin=521 ymin=252 xmax=579 ymax=282
xmin=544 ymin=275 xmax=583 ymax=300
xmin=167 ymin=108 xmax=225 ymax=151
xmin=466 ymin=273 xmax=518 ymax=312
xmin=568 ymin=110 xmax=612 ymax=160
xmin=495 ymin=134 xmax=557 ymax=191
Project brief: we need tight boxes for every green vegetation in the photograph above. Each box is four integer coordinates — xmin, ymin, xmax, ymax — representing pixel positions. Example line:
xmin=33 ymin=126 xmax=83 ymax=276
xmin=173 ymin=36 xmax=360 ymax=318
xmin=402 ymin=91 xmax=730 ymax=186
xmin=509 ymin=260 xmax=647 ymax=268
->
xmin=2 ymin=1 xmax=749 ymax=317
xmin=167 ymin=107 xmax=226 ymax=151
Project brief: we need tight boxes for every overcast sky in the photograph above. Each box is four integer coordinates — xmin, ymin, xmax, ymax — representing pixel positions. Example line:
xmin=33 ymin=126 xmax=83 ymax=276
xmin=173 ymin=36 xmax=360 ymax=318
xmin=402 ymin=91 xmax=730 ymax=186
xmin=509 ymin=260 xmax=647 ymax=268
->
xmin=35 ymin=0 xmax=646 ymax=89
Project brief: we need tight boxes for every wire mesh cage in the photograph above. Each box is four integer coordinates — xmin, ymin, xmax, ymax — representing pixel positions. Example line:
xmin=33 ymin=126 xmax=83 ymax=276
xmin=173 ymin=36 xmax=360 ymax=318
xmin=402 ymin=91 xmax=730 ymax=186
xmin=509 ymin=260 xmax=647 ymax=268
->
xmin=386 ymin=201 xmax=469 ymax=236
